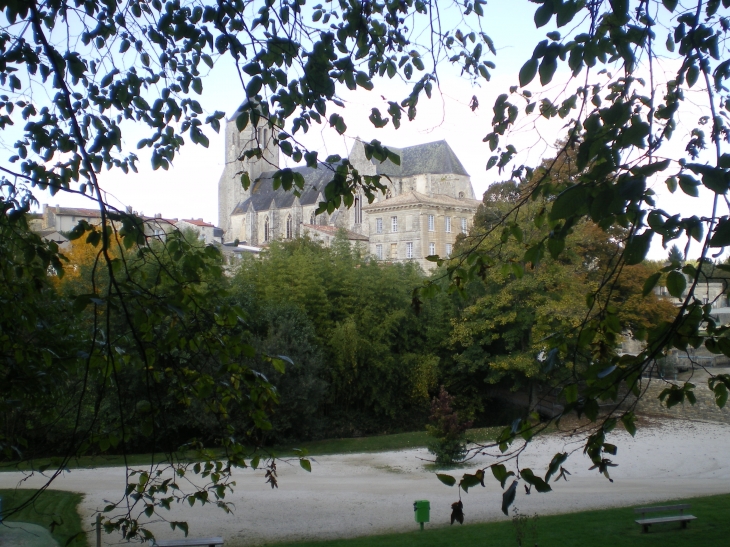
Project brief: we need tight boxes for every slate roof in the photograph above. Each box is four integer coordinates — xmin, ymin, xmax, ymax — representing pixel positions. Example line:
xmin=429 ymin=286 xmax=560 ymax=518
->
xmin=231 ymin=164 xmax=337 ymax=214
xmin=362 ymin=191 xmax=480 ymax=210
xmin=303 ymin=224 xmax=369 ymax=241
xmin=230 ymin=140 xmax=469 ymax=214
xmin=374 ymin=140 xmax=469 ymax=177
xmin=37 ymin=228 xmax=69 ymax=241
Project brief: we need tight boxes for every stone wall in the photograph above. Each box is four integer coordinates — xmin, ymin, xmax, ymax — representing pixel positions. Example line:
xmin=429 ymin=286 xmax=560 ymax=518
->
xmin=632 ymin=379 xmax=730 ymax=423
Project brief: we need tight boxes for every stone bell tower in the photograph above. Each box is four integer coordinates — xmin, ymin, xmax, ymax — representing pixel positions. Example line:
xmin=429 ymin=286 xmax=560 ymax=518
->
xmin=217 ymin=100 xmax=279 ymax=238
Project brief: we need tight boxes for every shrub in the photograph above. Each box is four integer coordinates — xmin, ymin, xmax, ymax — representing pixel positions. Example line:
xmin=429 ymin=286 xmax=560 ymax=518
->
xmin=426 ymin=386 xmax=473 ymax=464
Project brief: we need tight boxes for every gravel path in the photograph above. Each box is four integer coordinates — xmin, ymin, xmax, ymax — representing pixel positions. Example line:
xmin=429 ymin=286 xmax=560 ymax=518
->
xmin=1 ymin=418 xmax=729 ymax=546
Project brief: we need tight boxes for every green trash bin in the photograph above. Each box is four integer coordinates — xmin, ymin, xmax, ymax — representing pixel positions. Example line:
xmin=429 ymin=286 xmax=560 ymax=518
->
xmin=413 ymin=500 xmax=430 ymax=530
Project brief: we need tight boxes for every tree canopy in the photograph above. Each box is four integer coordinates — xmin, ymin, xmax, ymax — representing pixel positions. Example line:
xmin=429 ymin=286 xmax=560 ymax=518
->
xmin=3 ymin=0 xmax=730 ymax=536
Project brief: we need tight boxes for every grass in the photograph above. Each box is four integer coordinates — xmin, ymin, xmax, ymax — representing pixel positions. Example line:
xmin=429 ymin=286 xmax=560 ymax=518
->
xmin=0 ymin=488 xmax=88 ymax=547
xmin=1 ymin=427 xmax=502 ymax=472
xmin=258 ymin=493 xmax=730 ymax=547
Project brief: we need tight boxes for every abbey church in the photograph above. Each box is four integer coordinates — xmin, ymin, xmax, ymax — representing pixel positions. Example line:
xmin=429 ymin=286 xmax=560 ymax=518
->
xmin=218 ymin=106 xmax=481 ymax=270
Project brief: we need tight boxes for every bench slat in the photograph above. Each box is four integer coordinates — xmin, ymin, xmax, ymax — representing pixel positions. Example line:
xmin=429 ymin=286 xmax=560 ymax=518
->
xmin=153 ymin=537 xmax=224 ymax=547
xmin=636 ymin=515 xmax=697 ymax=525
xmin=633 ymin=504 xmax=691 ymax=514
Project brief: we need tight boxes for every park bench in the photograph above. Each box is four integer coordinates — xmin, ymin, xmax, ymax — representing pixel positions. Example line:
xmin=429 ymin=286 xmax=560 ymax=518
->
xmin=150 ymin=537 xmax=223 ymax=547
xmin=634 ymin=504 xmax=696 ymax=533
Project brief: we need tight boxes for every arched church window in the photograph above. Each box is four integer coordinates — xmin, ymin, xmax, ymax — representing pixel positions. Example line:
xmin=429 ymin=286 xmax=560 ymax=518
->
xmin=264 ymin=216 xmax=270 ymax=242
xmin=354 ymin=196 xmax=362 ymax=225
xmin=458 ymin=191 xmax=464 ymax=199
xmin=286 ymin=215 xmax=293 ymax=239
xmin=386 ymin=188 xmax=392 ymax=199
xmin=310 ymin=211 xmax=316 ymax=225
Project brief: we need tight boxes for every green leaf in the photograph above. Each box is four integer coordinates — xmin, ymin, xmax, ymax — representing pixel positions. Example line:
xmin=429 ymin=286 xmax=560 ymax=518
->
xmin=710 ymin=218 xmax=730 ymax=247
xmin=678 ymin=175 xmax=700 ymax=197
xmin=246 ymin=76 xmax=263 ymax=97
xmin=236 ymin=112 xmax=250 ymax=132
xmin=563 ymin=383 xmax=578 ymax=404
xmin=490 ymin=464 xmax=515 ymax=489
xmin=621 ymin=412 xmax=637 ymax=436
xmin=520 ymin=468 xmax=552 ymax=493
xmin=501 ymin=480 xmax=517 ymax=516
xmin=662 ymin=0 xmax=678 ymax=11
xmin=436 ymin=473 xmax=456 ymax=487
xmin=299 ymin=459 xmax=312 ymax=472
xmin=519 ymin=58 xmax=538 ymax=87
xmin=624 ymin=231 xmax=652 ymax=265
xmin=549 ymin=185 xmax=587 ymax=220
xmin=539 ymin=56 xmax=558 ymax=85
xmin=459 ymin=473 xmax=482 ymax=492
xmin=666 ymin=271 xmax=686 ymax=298
xmin=545 ymin=453 xmax=568 ymax=483
xmin=547 ymin=237 xmax=565 ymax=259
xmin=534 ymin=4 xmax=552 ymax=27
xmin=714 ymin=383 xmax=728 ymax=408
xmin=642 ymin=272 xmax=661 ymax=296
xmin=271 ymin=358 xmax=286 ymax=374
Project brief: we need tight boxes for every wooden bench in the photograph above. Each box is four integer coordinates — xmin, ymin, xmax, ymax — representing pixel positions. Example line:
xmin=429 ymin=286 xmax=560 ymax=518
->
xmin=634 ymin=504 xmax=696 ymax=533
xmin=151 ymin=537 xmax=223 ymax=547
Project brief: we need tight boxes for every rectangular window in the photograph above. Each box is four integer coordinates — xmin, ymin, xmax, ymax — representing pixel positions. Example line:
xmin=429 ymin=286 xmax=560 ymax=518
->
xmin=428 ymin=214 xmax=435 ymax=231
xmin=391 ymin=216 xmax=398 ymax=232
xmin=390 ymin=243 xmax=398 ymax=258
xmin=445 ymin=217 xmax=452 ymax=233
xmin=461 ymin=218 xmax=467 ymax=233
xmin=406 ymin=242 xmax=413 ymax=258
xmin=376 ymin=218 xmax=383 ymax=233
xmin=429 ymin=242 xmax=435 ymax=256
xmin=376 ymin=244 xmax=383 ymax=259
xmin=446 ymin=243 xmax=452 ymax=256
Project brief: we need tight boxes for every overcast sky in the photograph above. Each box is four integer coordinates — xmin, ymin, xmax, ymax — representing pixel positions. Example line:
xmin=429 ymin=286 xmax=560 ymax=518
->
xmin=28 ymin=2 xmax=723 ymax=260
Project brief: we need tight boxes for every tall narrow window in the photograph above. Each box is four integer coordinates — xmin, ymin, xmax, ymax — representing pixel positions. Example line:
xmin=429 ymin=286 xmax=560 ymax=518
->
xmin=390 ymin=243 xmax=397 ymax=258
xmin=376 ymin=244 xmax=383 ymax=259
xmin=428 ymin=214 xmax=435 ymax=231
xmin=461 ymin=217 xmax=467 ymax=233
xmin=264 ymin=216 xmax=270 ymax=242
xmin=446 ymin=243 xmax=452 ymax=256
xmin=445 ymin=216 xmax=452 ymax=233
xmin=310 ymin=211 xmax=316 ymax=225
xmin=429 ymin=242 xmax=436 ymax=256
xmin=354 ymin=196 xmax=362 ymax=225
xmin=391 ymin=216 xmax=398 ymax=232
xmin=286 ymin=215 xmax=293 ymax=239
xmin=376 ymin=218 xmax=383 ymax=233
xmin=406 ymin=242 xmax=413 ymax=259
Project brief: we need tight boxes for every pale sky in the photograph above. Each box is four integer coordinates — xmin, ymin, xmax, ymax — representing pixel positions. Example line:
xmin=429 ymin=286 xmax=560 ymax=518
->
xmin=27 ymin=2 xmax=724 ymax=260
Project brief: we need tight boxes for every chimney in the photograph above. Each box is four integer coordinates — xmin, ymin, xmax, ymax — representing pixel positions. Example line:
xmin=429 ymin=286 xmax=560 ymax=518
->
xmin=126 ymin=205 xmax=133 ymax=214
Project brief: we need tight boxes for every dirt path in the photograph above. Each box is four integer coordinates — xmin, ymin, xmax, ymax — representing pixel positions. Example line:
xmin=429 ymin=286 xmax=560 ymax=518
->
xmin=1 ymin=419 xmax=729 ymax=546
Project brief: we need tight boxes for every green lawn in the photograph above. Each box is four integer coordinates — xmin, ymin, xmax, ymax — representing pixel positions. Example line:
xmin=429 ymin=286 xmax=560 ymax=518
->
xmin=259 ymin=493 xmax=730 ymax=547
xmin=1 ymin=427 xmax=501 ymax=472
xmin=0 ymin=488 xmax=88 ymax=547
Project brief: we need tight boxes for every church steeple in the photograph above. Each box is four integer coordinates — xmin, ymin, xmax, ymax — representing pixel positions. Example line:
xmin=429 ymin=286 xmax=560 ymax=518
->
xmin=217 ymin=100 xmax=279 ymax=238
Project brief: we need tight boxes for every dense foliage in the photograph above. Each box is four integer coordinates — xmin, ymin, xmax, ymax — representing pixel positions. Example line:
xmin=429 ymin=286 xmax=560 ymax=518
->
xmin=231 ymin=234 xmax=445 ymax=440
xmin=4 ymin=0 xmax=730 ymax=536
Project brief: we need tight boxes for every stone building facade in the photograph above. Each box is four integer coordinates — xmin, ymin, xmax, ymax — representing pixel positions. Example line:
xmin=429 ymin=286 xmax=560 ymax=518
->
xmin=217 ymin=104 xmax=480 ymax=270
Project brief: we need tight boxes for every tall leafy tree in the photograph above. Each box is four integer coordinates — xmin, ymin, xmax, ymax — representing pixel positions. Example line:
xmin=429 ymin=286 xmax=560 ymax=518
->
xmin=2 ymin=0 xmax=730 ymax=531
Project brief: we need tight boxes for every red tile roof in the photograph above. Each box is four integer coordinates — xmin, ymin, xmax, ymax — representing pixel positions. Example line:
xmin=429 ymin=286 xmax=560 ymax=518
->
xmin=179 ymin=218 xmax=215 ymax=228
xmin=49 ymin=206 xmax=102 ymax=218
